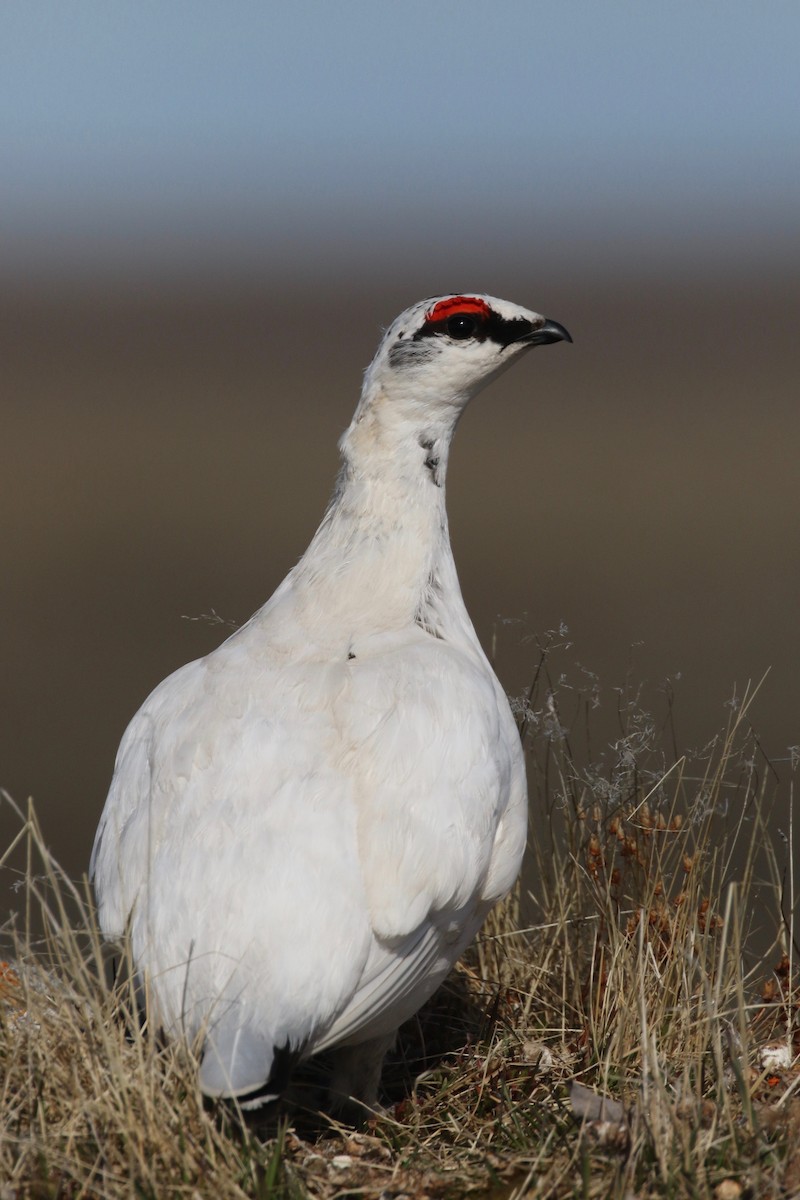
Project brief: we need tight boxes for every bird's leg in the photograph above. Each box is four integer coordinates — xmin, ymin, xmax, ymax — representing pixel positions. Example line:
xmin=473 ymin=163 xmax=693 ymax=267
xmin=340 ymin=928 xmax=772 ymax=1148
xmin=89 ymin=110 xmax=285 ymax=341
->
xmin=327 ymin=1031 xmax=396 ymax=1120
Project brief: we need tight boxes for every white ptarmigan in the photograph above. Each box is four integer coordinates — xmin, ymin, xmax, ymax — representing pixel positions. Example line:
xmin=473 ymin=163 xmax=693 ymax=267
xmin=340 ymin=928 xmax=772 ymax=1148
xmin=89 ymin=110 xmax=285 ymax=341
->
xmin=90 ymin=294 xmax=571 ymax=1111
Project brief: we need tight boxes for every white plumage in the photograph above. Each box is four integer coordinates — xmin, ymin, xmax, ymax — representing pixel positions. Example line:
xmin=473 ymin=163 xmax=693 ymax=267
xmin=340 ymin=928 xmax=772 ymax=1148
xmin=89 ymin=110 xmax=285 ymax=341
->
xmin=90 ymin=293 xmax=571 ymax=1110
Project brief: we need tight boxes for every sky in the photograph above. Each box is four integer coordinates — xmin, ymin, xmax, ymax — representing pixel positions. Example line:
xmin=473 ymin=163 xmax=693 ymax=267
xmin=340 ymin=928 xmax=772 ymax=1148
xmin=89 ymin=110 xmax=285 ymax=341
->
xmin=2 ymin=2 xmax=799 ymax=278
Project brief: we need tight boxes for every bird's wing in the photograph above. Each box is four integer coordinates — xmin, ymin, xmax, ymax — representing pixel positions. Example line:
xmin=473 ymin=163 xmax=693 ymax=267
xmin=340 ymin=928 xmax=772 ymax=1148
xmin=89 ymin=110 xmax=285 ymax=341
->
xmin=337 ymin=629 xmax=526 ymax=941
xmin=305 ymin=628 xmax=526 ymax=1047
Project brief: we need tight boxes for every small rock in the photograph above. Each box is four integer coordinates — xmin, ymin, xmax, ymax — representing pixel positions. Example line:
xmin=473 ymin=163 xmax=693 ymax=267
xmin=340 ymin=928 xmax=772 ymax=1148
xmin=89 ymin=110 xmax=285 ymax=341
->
xmin=569 ymin=1080 xmax=625 ymax=1124
xmin=714 ymin=1180 xmax=742 ymax=1200
xmin=523 ymin=1040 xmax=554 ymax=1070
xmin=758 ymin=1043 xmax=792 ymax=1072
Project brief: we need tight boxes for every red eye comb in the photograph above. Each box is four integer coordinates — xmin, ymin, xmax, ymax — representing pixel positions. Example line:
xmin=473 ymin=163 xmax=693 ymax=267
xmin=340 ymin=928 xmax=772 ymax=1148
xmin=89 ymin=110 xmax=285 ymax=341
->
xmin=425 ymin=296 xmax=491 ymax=323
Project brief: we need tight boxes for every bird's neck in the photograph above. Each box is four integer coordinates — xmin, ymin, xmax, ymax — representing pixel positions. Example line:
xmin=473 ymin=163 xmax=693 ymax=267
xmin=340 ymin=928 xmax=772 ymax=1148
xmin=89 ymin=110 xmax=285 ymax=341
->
xmin=285 ymin=386 xmax=472 ymax=644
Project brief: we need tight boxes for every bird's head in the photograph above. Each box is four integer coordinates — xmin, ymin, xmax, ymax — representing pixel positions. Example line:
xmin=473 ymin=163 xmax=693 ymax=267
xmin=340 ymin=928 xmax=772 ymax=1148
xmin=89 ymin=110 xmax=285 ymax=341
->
xmin=340 ymin=294 xmax=572 ymax=482
xmin=362 ymin=294 xmax=571 ymax=417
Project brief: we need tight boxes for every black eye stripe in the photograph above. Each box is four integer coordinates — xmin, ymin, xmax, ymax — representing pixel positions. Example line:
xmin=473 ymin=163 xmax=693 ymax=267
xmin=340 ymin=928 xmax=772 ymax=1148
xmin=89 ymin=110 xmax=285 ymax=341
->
xmin=414 ymin=312 xmax=485 ymax=342
xmin=413 ymin=309 xmax=534 ymax=347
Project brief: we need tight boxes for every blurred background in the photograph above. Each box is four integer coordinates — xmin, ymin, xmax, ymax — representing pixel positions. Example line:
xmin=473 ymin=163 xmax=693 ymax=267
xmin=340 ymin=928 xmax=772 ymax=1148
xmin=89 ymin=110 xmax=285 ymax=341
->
xmin=1 ymin=3 xmax=798 ymax=893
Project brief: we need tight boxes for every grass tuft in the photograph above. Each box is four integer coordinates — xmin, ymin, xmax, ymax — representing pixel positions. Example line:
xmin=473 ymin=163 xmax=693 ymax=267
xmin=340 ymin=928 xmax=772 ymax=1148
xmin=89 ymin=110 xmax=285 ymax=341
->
xmin=2 ymin=646 xmax=798 ymax=1197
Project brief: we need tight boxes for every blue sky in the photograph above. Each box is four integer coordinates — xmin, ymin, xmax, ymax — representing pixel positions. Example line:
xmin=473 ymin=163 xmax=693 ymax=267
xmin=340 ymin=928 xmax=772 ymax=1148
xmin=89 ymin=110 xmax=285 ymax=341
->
xmin=2 ymin=2 xmax=798 ymax=276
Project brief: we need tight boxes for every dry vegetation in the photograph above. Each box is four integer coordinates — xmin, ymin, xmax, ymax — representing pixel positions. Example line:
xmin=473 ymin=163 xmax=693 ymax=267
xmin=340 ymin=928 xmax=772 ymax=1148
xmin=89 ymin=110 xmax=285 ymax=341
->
xmin=1 ymin=645 xmax=798 ymax=1199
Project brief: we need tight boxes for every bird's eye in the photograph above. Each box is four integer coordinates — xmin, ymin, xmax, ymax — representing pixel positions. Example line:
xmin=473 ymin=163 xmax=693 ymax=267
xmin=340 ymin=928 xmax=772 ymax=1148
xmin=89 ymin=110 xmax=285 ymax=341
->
xmin=446 ymin=313 xmax=478 ymax=340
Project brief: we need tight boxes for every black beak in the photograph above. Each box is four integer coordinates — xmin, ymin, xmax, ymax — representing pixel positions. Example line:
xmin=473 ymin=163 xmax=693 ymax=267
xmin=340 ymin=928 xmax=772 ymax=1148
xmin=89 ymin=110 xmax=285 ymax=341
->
xmin=516 ymin=317 xmax=573 ymax=347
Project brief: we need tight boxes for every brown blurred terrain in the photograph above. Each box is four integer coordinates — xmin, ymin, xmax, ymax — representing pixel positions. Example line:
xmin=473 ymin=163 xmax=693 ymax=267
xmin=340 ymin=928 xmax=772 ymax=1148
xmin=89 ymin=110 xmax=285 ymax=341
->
xmin=1 ymin=265 xmax=798 ymax=882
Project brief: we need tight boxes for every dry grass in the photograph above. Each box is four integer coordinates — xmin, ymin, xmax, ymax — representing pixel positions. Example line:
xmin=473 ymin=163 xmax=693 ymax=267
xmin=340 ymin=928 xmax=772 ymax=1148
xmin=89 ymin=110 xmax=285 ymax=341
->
xmin=1 ymin=650 xmax=798 ymax=1199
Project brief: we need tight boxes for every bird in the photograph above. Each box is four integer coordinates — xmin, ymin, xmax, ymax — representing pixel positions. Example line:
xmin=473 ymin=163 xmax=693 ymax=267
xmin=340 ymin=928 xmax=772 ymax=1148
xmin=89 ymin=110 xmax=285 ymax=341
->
xmin=90 ymin=293 xmax=571 ymax=1114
